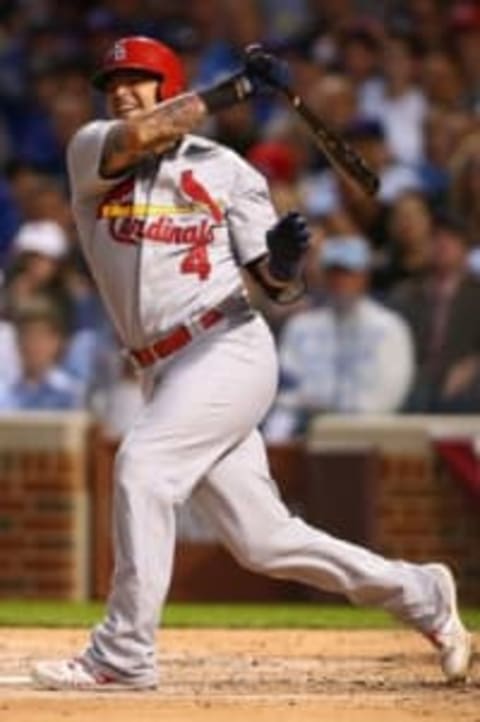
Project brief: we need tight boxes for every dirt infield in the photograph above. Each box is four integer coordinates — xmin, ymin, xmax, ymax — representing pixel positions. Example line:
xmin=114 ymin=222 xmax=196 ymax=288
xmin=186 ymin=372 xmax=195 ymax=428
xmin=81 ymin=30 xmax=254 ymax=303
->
xmin=0 ymin=628 xmax=478 ymax=722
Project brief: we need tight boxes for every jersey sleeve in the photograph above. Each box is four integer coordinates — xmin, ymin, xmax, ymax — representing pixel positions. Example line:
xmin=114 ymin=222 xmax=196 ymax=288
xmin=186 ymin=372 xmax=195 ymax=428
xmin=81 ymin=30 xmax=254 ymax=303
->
xmin=67 ymin=120 xmax=126 ymax=200
xmin=227 ymin=157 xmax=278 ymax=266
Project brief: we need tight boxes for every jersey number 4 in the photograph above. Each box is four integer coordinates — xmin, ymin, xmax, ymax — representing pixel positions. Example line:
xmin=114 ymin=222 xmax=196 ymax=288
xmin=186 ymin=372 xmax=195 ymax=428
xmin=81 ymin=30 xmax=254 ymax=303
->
xmin=180 ymin=245 xmax=211 ymax=281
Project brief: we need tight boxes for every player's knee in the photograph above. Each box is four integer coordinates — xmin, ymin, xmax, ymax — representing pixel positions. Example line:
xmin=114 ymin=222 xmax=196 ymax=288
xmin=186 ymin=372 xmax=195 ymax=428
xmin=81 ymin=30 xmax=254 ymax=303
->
xmin=233 ymin=534 xmax=280 ymax=574
xmin=231 ymin=515 xmax=305 ymax=575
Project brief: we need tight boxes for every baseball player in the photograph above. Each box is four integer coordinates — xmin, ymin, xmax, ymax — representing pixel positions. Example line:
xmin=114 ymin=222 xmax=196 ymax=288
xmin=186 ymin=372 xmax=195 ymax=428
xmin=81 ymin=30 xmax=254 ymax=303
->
xmin=31 ymin=37 xmax=471 ymax=690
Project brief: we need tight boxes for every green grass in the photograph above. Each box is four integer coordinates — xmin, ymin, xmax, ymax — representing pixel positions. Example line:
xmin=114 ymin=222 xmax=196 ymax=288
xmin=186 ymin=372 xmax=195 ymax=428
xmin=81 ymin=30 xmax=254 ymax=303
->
xmin=0 ymin=601 xmax=478 ymax=630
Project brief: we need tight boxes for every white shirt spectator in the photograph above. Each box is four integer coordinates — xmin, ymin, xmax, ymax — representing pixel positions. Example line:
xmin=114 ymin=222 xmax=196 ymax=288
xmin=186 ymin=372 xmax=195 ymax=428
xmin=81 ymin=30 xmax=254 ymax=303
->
xmin=360 ymin=83 xmax=428 ymax=165
xmin=0 ymin=320 xmax=21 ymax=385
xmin=264 ymin=297 xmax=414 ymax=442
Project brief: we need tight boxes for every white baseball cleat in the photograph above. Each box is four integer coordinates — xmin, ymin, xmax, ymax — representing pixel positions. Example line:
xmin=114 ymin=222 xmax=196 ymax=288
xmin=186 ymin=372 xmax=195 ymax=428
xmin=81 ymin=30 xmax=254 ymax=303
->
xmin=424 ymin=563 xmax=473 ymax=684
xmin=31 ymin=658 xmax=157 ymax=691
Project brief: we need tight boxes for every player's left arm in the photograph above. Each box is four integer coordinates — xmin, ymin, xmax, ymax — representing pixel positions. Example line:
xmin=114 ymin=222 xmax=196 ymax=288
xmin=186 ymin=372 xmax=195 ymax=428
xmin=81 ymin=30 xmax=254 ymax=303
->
xmin=227 ymin=158 xmax=310 ymax=304
xmin=245 ymin=212 xmax=310 ymax=304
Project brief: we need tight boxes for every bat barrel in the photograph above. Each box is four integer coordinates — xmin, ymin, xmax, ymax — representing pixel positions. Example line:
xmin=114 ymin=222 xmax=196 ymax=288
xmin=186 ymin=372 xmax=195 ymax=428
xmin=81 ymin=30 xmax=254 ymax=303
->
xmin=283 ymin=88 xmax=380 ymax=198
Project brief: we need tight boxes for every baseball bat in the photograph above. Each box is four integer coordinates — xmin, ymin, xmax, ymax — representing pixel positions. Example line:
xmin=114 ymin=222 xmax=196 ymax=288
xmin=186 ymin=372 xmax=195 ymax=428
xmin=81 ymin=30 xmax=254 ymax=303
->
xmin=281 ymin=87 xmax=380 ymax=198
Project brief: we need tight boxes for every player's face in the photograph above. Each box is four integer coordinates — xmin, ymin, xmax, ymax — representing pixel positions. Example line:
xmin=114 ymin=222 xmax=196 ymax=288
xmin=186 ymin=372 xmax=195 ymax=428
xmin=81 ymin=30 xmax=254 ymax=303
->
xmin=105 ymin=71 xmax=159 ymax=119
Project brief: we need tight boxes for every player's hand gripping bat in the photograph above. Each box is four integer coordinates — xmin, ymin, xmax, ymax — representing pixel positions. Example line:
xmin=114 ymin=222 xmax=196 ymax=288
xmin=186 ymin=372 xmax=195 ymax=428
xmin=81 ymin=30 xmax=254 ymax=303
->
xmin=244 ymin=45 xmax=380 ymax=198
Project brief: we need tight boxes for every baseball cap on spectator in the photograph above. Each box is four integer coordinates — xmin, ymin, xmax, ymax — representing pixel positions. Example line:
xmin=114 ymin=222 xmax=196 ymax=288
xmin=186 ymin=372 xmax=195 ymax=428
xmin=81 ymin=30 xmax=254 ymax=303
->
xmin=343 ymin=117 xmax=385 ymax=143
xmin=321 ymin=236 xmax=372 ymax=271
xmin=449 ymin=2 xmax=480 ymax=32
xmin=12 ymin=221 xmax=68 ymax=259
xmin=247 ymin=141 xmax=299 ymax=183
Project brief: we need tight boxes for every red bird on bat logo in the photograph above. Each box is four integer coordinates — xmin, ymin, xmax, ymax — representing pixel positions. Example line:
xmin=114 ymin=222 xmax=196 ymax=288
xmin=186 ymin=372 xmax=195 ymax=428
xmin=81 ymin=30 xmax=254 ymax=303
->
xmin=180 ymin=170 xmax=223 ymax=223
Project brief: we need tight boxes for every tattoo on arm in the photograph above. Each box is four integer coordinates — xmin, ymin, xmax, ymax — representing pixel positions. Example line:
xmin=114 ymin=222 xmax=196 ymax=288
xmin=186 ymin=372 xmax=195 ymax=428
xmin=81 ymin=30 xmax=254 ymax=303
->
xmin=140 ymin=93 xmax=207 ymax=148
xmin=100 ymin=123 xmax=137 ymax=178
xmin=100 ymin=93 xmax=207 ymax=177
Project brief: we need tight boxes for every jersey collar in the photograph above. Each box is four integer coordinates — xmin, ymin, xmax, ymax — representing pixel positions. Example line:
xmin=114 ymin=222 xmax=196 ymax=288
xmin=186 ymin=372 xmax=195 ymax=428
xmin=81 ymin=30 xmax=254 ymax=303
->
xmin=165 ymin=134 xmax=217 ymax=159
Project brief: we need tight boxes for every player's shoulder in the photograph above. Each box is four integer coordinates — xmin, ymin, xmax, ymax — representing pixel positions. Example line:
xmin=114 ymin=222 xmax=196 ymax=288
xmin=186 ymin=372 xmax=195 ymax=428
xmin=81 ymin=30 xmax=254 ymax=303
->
xmin=182 ymin=133 xmax=238 ymax=158
xmin=67 ymin=119 xmax=116 ymax=158
xmin=181 ymin=134 xmax=263 ymax=177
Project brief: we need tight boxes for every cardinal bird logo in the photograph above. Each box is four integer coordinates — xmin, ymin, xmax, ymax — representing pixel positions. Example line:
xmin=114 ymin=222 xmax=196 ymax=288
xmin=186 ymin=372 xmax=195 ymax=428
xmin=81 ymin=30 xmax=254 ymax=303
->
xmin=180 ymin=170 xmax=223 ymax=223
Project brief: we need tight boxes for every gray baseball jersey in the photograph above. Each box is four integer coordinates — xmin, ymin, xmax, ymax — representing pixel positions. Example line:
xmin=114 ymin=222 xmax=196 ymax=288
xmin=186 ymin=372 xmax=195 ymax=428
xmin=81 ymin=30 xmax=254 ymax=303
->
xmin=67 ymin=121 xmax=277 ymax=348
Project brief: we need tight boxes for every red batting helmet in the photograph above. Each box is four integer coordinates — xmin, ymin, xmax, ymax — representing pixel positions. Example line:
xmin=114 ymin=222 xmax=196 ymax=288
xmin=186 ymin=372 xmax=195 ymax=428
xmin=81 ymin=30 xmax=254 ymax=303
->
xmin=92 ymin=36 xmax=186 ymax=99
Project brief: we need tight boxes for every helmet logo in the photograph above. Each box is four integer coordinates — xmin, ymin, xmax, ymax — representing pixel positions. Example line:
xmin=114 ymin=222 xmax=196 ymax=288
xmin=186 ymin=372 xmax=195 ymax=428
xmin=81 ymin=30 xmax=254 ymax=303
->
xmin=111 ymin=41 xmax=127 ymax=61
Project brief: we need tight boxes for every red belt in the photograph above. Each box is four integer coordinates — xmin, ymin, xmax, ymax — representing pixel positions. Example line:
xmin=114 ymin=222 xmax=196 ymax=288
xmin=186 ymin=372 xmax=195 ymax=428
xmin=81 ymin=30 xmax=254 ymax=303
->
xmin=129 ymin=308 xmax=224 ymax=368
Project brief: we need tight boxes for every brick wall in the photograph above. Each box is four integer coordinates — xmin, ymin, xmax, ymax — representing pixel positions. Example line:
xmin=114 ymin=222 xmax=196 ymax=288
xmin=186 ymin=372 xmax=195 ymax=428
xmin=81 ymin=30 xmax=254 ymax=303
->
xmin=0 ymin=414 xmax=90 ymax=599
xmin=308 ymin=416 xmax=480 ymax=604
xmin=0 ymin=414 xmax=478 ymax=603
xmin=375 ymin=454 xmax=480 ymax=602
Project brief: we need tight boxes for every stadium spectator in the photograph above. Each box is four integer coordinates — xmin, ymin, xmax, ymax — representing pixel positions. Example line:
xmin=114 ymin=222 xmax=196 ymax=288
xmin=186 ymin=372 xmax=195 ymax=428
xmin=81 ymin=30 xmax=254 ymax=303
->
xmin=338 ymin=23 xmax=383 ymax=110
xmin=194 ymin=0 xmax=265 ymax=89
xmin=305 ymin=74 xmax=359 ymax=142
xmin=0 ymin=177 xmax=20 ymax=264
xmin=3 ymin=218 xmax=116 ymax=391
xmin=0 ymin=318 xmax=21 ymax=386
xmin=315 ymin=0 xmax=360 ymax=25
xmin=418 ymin=108 xmax=473 ymax=204
xmin=1 ymin=219 xmax=71 ymax=322
xmin=2 ymin=165 xmax=73 ymax=243
xmin=390 ymin=209 xmax=480 ymax=412
xmin=264 ymin=235 xmax=414 ymax=441
xmin=360 ymin=30 xmax=427 ymax=166
xmin=373 ymin=190 xmax=433 ymax=295
xmin=400 ymin=0 xmax=447 ymax=52
xmin=449 ymin=0 xmax=480 ymax=113
xmin=420 ymin=50 xmax=466 ymax=113
xmin=210 ymin=102 xmax=260 ymax=156
xmin=28 ymin=179 xmax=73 ymax=233
xmin=260 ymin=0 xmax=312 ymax=43
xmin=0 ymin=296 xmax=85 ymax=411
xmin=300 ymin=118 xmax=422 ymax=247
xmin=247 ymin=138 xmax=305 ymax=212
xmin=449 ymin=133 xmax=480 ymax=247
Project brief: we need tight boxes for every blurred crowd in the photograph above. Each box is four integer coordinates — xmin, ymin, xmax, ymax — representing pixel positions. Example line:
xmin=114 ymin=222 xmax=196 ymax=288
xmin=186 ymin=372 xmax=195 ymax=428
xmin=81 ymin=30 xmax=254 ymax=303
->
xmin=1 ymin=0 xmax=480 ymax=439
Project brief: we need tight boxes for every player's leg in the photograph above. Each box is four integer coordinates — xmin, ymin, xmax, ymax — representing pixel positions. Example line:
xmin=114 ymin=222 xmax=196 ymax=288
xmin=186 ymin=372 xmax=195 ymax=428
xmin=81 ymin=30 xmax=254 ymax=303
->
xmin=86 ymin=330 xmax=277 ymax=685
xmin=195 ymin=429 xmax=472 ymax=681
xmin=31 ymin=315 xmax=279 ymax=690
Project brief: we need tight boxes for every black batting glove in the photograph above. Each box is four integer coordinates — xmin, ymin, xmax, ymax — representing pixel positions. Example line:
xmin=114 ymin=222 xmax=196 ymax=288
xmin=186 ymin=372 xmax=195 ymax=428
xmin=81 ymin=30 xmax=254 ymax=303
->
xmin=266 ymin=211 xmax=310 ymax=282
xmin=244 ymin=44 xmax=291 ymax=93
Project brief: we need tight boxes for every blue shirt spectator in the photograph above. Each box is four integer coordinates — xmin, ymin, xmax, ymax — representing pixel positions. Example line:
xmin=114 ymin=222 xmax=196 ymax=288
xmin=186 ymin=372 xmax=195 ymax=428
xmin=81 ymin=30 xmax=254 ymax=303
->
xmin=264 ymin=236 xmax=414 ymax=441
xmin=0 ymin=367 xmax=84 ymax=411
xmin=0 ymin=295 xmax=85 ymax=412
